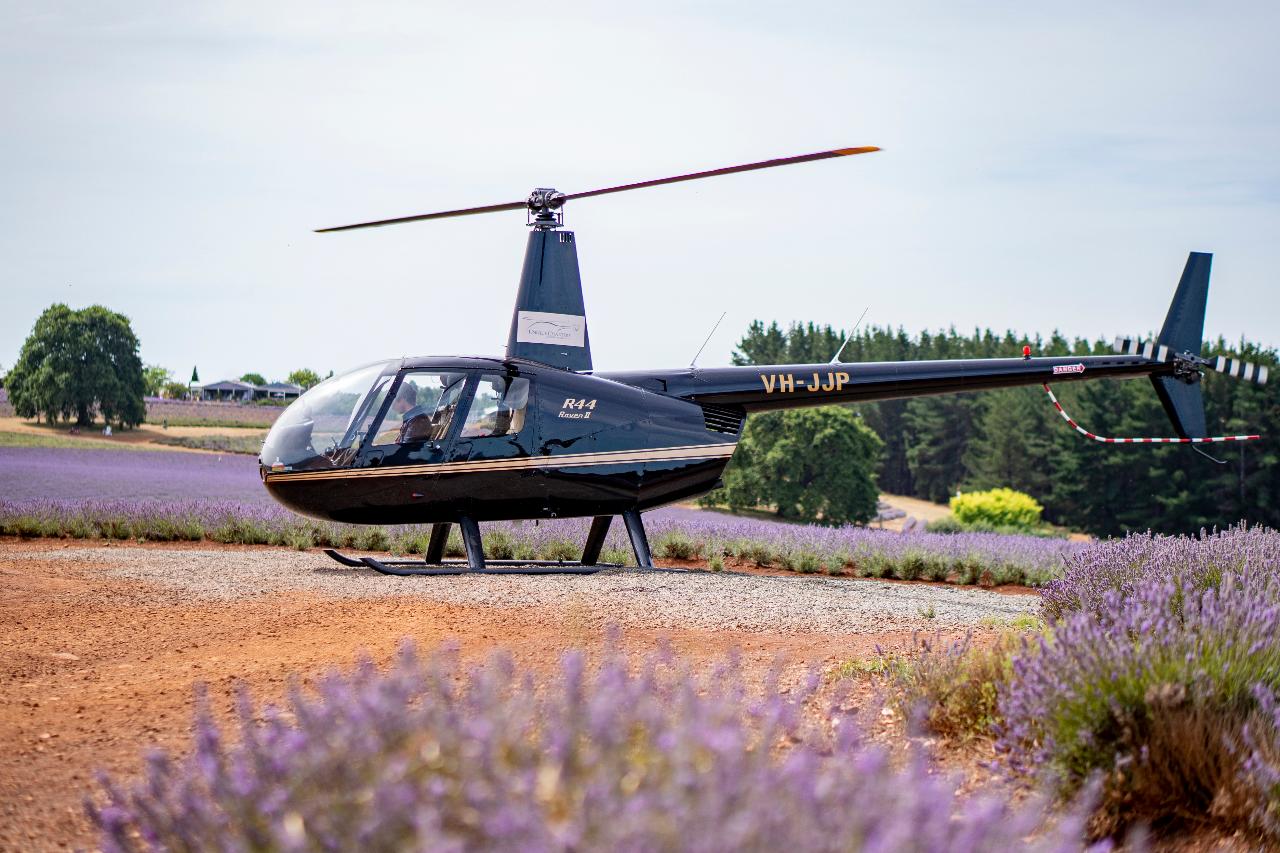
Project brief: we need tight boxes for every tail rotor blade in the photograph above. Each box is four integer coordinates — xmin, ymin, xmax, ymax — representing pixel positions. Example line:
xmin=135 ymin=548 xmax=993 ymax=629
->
xmin=1211 ymin=355 xmax=1269 ymax=385
xmin=1114 ymin=336 xmax=1269 ymax=385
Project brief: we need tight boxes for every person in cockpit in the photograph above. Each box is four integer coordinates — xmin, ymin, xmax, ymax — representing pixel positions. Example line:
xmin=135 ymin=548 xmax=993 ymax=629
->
xmin=387 ymin=383 xmax=433 ymax=444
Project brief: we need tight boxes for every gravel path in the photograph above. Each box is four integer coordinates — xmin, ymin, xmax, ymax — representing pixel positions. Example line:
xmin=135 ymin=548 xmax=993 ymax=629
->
xmin=30 ymin=546 xmax=1038 ymax=633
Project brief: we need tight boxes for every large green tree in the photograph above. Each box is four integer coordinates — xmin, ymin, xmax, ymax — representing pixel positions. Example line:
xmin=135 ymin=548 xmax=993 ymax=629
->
xmin=142 ymin=364 xmax=172 ymax=397
xmin=713 ymin=407 xmax=884 ymax=525
xmin=7 ymin=304 xmax=146 ymax=427
xmin=287 ymin=368 xmax=322 ymax=390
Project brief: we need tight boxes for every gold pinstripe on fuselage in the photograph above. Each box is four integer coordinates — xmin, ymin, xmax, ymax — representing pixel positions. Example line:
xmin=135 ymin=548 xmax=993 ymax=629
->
xmin=262 ymin=442 xmax=737 ymax=483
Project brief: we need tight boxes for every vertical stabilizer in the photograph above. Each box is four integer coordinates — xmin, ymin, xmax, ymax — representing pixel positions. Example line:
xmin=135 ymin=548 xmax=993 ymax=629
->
xmin=506 ymin=229 xmax=592 ymax=371
xmin=1157 ymin=252 xmax=1211 ymax=357
xmin=1151 ymin=252 xmax=1211 ymax=438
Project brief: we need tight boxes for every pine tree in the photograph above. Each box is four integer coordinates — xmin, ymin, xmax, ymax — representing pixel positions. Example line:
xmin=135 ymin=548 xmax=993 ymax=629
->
xmin=903 ymin=394 xmax=978 ymax=503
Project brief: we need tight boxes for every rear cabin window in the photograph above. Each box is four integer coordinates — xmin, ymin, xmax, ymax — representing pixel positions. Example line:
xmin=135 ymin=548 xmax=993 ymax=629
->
xmin=460 ymin=375 xmax=530 ymax=439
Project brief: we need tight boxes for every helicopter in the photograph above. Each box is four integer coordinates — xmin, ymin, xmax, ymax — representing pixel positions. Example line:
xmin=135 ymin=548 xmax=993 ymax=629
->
xmin=259 ymin=146 xmax=1267 ymax=575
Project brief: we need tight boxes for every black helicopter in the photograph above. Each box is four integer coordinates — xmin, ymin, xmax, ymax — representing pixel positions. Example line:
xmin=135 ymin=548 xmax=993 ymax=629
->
xmin=259 ymin=146 xmax=1267 ymax=575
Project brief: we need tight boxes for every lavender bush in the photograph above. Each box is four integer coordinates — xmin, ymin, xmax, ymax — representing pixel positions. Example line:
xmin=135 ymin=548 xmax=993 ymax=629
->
xmin=89 ymin=643 xmax=1107 ymax=852
xmin=999 ymin=525 xmax=1280 ymax=838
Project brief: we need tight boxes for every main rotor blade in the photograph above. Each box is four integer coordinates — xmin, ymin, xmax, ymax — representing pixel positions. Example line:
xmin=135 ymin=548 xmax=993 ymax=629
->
xmin=564 ymin=146 xmax=880 ymax=203
xmin=315 ymin=200 xmax=527 ymax=233
xmin=315 ymin=145 xmax=880 ymax=233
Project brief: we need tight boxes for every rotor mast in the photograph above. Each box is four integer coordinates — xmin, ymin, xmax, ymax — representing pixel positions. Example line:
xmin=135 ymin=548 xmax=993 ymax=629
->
xmin=525 ymin=188 xmax=567 ymax=230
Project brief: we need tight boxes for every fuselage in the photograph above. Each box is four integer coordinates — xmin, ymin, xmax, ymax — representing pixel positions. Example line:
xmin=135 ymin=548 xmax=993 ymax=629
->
xmin=260 ymin=350 xmax=1166 ymax=525
xmin=260 ymin=356 xmax=740 ymax=525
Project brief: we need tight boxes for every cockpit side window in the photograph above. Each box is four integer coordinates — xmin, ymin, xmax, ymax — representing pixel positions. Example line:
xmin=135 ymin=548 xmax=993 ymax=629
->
xmin=371 ymin=371 xmax=467 ymax=447
xmin=461 ymin=374 xmax=530 ymax=439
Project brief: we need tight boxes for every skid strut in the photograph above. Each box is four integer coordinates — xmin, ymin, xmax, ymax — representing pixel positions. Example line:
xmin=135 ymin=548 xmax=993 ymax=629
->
xmin=323 ymin=512 xmax=656 ymax=576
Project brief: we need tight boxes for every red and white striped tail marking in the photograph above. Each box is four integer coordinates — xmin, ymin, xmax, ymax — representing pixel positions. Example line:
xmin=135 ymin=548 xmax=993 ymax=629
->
xmin=1042 ymin=384 xmax=1261 ymax=444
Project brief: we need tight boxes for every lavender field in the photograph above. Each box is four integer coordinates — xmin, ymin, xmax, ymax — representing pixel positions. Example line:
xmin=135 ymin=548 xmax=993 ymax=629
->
xmin=0 ymin=445 xmax=1081 ymax=584
xmin=0 ymin=446 xmax=267 ymax=504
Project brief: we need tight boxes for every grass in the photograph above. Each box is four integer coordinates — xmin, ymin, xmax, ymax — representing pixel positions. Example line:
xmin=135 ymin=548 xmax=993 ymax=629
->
xmin=842 ymin=629 xmax=1038 ymax=742
xmin=0 ymin=430 xmax=158 ymax=452
xmin=978 ymin=613 xmax=1044 ymax=631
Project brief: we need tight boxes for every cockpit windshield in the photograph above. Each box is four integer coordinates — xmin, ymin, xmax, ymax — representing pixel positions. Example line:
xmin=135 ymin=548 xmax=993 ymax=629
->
xmin=259 ymin=360 xmax=395 ymax=471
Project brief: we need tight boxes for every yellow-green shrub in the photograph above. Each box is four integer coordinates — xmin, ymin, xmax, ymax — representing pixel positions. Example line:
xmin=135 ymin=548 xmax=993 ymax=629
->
xmin=950 ymin=488 xmax=1042 ymax=530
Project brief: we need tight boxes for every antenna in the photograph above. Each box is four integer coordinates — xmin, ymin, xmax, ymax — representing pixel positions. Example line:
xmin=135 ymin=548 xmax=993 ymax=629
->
xmin=830 ymin=307 xmax=870 ymax=364
xmin=690 ymin=311 xmax=727 ymax=370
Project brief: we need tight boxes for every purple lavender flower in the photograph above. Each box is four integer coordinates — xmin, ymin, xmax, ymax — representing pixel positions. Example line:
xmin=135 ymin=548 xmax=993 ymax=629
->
xmin=89 ymin=643 xmax=1105 ymax=852
xmin=1000 ymin=524 xmax=1280 ymax=837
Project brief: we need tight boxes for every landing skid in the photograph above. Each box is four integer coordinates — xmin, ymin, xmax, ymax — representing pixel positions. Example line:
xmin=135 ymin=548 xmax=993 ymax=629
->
xmin=357 ymin=556 xmax=613 ymax=576
xmin=323 ymin=511 xmax=653 ymax=577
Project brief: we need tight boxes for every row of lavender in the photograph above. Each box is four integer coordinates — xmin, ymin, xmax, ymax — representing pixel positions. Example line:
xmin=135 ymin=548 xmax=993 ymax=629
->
xmin=0 ymin=499 xmax=1083 ymax=585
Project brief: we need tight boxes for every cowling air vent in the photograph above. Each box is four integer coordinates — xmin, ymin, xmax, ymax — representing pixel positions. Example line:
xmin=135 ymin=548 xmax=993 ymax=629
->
xmin=700 ymin=403 xmax=745 ymax=435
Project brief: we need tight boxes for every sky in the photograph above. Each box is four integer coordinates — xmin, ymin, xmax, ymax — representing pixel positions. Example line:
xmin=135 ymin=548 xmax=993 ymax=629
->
xmin=2 ymin=1 xmax=1278 ymax=383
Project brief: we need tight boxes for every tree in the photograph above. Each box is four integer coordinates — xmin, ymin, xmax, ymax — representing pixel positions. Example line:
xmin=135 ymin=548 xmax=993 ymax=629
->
xmin=287 ymin=368 xmax=322 ymax=390
xmin=962 ymin=387 xmax=1056 ymax=500
xmin=142 ymin=364 xmax=172 ymax=397
xmin=715 ymin=408 xmax=884 ymax=525
xmin=240 ymin=372 xmax=267 ymax=386
xmin=190 ymin=366 xmax=200 ymax=385
xmin=904 ymin=393 xmax=980 ymax=503
xmin=7 ymin=304 xmax=146 ymax=427
xmin=162 ymin=381 xmax=190 ymax=400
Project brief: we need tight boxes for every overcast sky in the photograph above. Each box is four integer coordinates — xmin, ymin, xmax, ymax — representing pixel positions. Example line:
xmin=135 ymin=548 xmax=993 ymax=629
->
xmin=2 ymin=1 xmax=1277 ymax=383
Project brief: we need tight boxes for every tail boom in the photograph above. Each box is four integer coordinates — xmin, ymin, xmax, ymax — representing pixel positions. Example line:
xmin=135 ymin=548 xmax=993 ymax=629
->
xmin=601 ymin=353 xmax=1168 ymax=412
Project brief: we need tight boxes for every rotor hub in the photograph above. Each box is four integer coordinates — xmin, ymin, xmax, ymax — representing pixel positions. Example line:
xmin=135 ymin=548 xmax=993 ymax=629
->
xmin=526 ymin=188 xmax=566 ymax=229
xmin=1172 ymin=350 xmax=1207 ymax=384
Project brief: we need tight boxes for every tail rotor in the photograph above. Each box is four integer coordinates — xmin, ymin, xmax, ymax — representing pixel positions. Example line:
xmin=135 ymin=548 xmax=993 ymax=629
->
xmin=1112 ymin=337 xmax=1270 ymax=386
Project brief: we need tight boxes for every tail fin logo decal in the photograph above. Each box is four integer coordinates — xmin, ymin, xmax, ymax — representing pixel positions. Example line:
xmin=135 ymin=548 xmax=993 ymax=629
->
xmin=516 ymin=311 xmax=586 ymax=347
